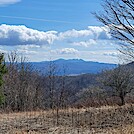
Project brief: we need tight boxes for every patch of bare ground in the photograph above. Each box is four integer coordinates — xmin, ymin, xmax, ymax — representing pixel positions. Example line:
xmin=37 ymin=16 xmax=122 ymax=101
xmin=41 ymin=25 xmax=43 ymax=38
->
xmin=0 ymin=104 xmax=134 ymax=134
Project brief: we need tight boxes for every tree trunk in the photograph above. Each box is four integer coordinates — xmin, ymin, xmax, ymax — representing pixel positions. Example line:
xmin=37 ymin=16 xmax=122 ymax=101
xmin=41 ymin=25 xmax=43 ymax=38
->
xmin=120 ymin=95 xmax=125 ymax=106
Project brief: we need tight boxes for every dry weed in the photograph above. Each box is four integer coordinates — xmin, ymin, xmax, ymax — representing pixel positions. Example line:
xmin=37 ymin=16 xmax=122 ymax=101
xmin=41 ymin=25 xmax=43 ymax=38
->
xmin=0 ymin=104 xmax=134 ymax=134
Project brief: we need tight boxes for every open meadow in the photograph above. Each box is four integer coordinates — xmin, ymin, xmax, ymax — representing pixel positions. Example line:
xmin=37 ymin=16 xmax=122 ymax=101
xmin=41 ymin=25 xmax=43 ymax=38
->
xmin=0 ymin=104 xmax=134 ymax=134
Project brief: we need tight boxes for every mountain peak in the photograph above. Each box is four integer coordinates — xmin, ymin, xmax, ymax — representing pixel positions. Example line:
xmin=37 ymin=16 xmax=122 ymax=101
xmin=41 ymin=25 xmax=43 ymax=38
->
xmin=31 ymin=59 xmax=117 ymax=75
xmin=54 ymin=58 xmax=85 ymax=62
xmin=54 ymin=58 xmax=65 ymax=62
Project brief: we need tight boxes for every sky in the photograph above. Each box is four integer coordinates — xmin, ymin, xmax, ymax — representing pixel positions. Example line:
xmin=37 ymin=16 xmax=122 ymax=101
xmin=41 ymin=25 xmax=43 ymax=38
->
xmin=0 ymin=0 xmax=120 ymax=63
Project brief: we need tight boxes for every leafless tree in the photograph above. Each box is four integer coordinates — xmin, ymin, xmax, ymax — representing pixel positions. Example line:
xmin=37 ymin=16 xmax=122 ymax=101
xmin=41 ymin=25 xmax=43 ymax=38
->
xmin=100 ymin=65 xmax=134 ymax=105
xmin=58 ymin=75 xmax=67 ymax=108
xmin=94 ymin=0 xmax=134 ymax=61
xmin=76 ymin=86 xmax=107 ymax=107
xmin=3 ymin=52 xmax=44 ymax=111
xmin=44 ymin=61 xmax=58 ymax=109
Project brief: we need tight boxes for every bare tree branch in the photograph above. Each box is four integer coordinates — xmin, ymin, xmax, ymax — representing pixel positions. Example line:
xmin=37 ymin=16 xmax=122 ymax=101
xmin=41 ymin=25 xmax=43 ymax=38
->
xmin=94 ymin=0 xmax=134 ymax=61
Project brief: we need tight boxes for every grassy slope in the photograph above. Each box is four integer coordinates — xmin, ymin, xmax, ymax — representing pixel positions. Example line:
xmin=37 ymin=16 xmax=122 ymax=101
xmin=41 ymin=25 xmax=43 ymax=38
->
xmin=0 ymin=104 xmax=134 ymax=134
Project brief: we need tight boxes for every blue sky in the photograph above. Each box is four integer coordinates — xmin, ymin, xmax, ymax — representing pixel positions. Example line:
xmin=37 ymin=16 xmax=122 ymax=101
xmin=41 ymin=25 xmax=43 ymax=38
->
xmin=0 ymin=0 xmax=119 ymax=63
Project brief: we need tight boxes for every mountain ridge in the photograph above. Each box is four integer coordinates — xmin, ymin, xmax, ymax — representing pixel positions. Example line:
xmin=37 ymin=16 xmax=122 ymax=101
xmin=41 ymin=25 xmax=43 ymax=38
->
xmin=31 ymin=59 xmax=117 ymax=75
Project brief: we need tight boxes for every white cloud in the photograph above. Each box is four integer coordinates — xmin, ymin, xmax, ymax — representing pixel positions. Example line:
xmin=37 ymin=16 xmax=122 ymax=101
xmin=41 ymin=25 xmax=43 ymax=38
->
xmin=0 ymin=49 xmax=7 ymax=53
xmin=72 ymin=39 xmax=97 ymax=47
xmin=0 ymin=24 xmax=112 ymax=47
xmin=0 ymin=0 xmax=21 ymax=6
xmin=17 ymin=45 xmax=41 ymax=50
xmin=52 ymin=48 xmax=78 ymax=55
xmin=58 ymin=26 xmax=111 ymax=40
xmin=88 ymin=26 xmax=111 ymax=40
xmin=17 ymin=49 xmax=37 ymax=55
xmin=58 ymin=29 xmax=92 ymax=39
xmin=103 ymin=51 xmax=118 ymax=57
xmin=0 ymin=24 xmax=57 ymax=46
xmin=77 ymin=50 xmax=119 ymax=64
xmin=0 ymin=24 xmax=119 ymax=63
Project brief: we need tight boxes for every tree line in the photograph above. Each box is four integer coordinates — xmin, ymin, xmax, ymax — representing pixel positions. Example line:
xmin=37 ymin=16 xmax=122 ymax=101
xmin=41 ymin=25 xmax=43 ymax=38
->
xmin=0 ymin=52 xmax=133 ymax=112
xmin=0 ymin=0 xmax=134 ymax=111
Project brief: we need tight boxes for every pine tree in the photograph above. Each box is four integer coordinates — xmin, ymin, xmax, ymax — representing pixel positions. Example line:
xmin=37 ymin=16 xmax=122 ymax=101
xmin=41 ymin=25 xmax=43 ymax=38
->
xmin=0 ymin=53 xmax=7 ymax=105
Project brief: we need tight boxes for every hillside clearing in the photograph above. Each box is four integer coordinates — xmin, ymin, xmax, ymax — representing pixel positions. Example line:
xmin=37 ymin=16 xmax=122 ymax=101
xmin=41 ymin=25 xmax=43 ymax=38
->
xmin=0 ymin=104 xmax=134 ymax=134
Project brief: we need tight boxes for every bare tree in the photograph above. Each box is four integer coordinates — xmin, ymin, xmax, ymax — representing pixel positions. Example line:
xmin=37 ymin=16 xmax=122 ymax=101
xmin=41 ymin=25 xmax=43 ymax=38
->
xmin=3 ymin=52 xmax=44 ymax=111
xmin=44 ymin=61 xmax=58 ymax=109
xmin=58 ymin=74 xmax=67 ymax=108
xmin=100 ymin=65 xmax=134 ymax=105
xmin=94 ymin=0 xmax=134 ymax=61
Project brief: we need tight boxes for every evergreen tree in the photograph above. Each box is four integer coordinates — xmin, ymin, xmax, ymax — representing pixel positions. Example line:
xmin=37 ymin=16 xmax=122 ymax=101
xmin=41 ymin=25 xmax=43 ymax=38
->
xmin=0 ymin=53 xmax=7 ymax=105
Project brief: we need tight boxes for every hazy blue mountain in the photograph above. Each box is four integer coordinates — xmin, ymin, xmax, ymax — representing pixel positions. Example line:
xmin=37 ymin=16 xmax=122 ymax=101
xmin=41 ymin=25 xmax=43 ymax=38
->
xmin=31 ymin=59 xmax=117 ymax=75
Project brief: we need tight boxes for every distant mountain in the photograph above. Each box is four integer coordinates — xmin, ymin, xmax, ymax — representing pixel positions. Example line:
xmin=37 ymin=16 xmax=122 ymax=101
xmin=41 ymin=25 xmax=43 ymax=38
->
xmin=31 ymin=59 xmax=117 ymax=75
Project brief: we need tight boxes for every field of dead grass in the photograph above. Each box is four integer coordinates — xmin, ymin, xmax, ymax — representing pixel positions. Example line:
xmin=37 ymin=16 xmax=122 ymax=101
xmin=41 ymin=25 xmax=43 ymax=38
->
xmin=0 ymin=104 xmax=134 ymax=134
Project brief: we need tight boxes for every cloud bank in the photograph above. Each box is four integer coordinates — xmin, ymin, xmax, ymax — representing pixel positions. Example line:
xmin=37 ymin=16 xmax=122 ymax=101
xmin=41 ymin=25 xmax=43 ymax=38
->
xmin=59 ymin=26 xmax=111 ymax=40
xmin=53 ymin=48 xmax=78 ymax=55
xmin=72 ymin=40 xmax=97 ymax=47
xmin=0 ymin=24 xmax=112 ymax=47
xmin=0 ymin=24 xmax=118 ymax=63
xmin=0 ymin=24 xmax=57 ymax=46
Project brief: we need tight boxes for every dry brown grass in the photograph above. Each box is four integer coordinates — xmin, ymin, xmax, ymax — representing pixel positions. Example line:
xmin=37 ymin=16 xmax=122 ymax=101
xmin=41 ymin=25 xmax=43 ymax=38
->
xmin=0 ymin=104 xmax=134 ymax=134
